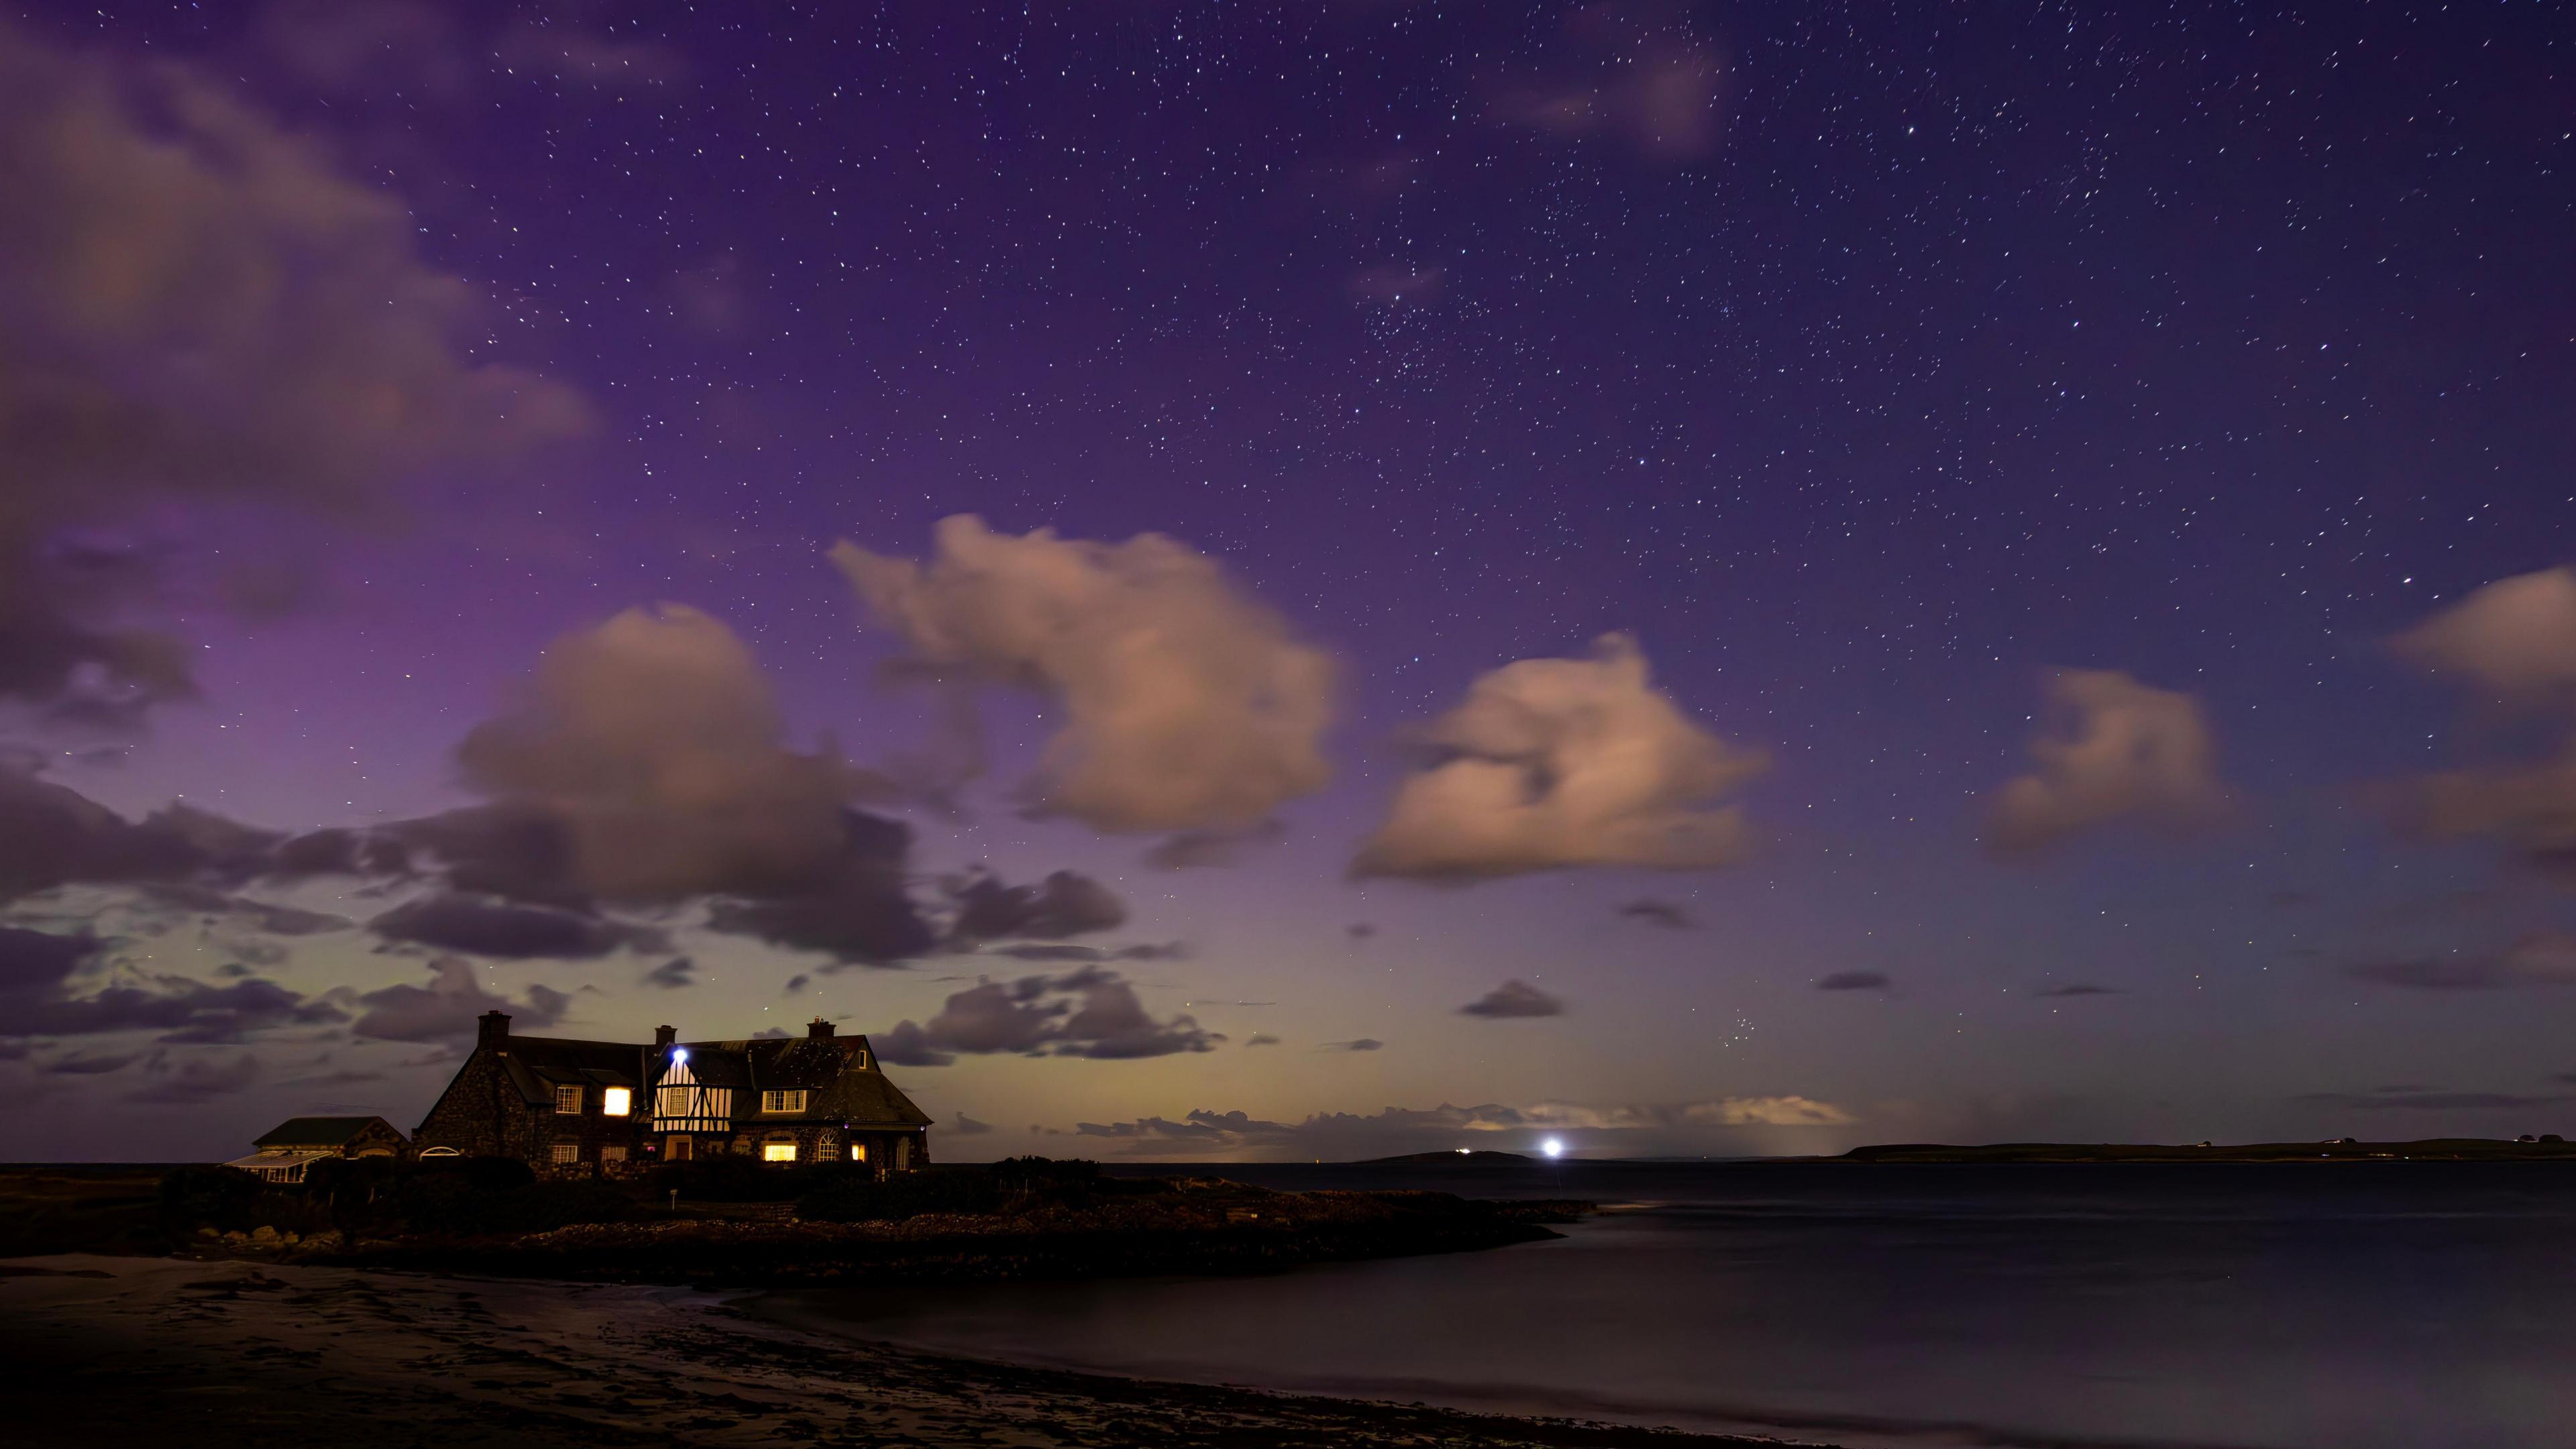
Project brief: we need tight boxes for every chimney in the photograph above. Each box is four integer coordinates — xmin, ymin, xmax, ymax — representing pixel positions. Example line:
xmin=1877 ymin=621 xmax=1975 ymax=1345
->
xmin=653 ymin=1024 xmax=677 ymax=1047
xmin=808 ymin=1018 xmax=836 ymax=1040
xmin=478 ymin=1010 xmax=510 ymax=1049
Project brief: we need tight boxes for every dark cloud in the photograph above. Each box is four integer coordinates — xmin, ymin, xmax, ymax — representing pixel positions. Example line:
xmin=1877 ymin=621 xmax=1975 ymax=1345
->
xmin=1323 ymin=1038 xmax=1385 ymax=1053
xmin=983 ymin=941 xmax=1187 ymax=965
xmin=2031 ymin=983 xmax=2121 ymax=998
xmin=834 ymin=516 xmax=1336 ymax=835
xmin=1619 ymin=899 xmax=1694 ymax=930
xmin=1244 ymin=1032 xmax=1282 ymax=1047
xmin=350 ymin=958 xmax=569 ymax=1044
xmin=1144 ymin=820 xmax=1289 ymax=870
xmin=782 ymin=973 xmax=810 ymax=996
xmin=0 ymin=18 xmax=588 ymax=716
xmin=42 ymin=1051 xmax=136 ymax=1076
xmin=1984 ymin=670 xmax=2231 ymax=857
xmin=1459 ymin=981 xmax=1566 ymax=1018
xmin=876 ymin=967 xmax=1219 ymax=1066
xmin=1348 ymin=923 xmax=1377 ymax=940
xmin=1354 ymin=634 xmax=1765 ymax=879
xmin=139 ymin=883 xmax=352 ymax=936
xmin=2299 ymin=1089 xmax=2573 ymax=1112
xmin=2344 ymin=936 xmax=2576 ymax=991
xmin=1816 ymin=971 xmax=1892 ymax=993
xmin=951 ymin=1112 xmax=994 ymax=1136
xmin=947 ymin=869 xmax=1128 ymax=945
xmin=0 ymin=768 xmax=277 ymax=906
xmin=368 ymin=893 xmax=664 ymax=960
xmin=0 ymin=924 xmax=344 ymax=1042
xmin=641 ymin=957 xmax=696 ymax=989
xmin=128 ymin=1052 xmax=263 ymax=1104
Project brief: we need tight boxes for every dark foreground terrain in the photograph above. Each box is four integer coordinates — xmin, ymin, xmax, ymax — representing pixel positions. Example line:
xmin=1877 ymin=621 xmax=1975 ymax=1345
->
xmin=0 ymin=1255 xmax=1799 ymax=1448
xmin=1835 ymin=1137 xmax=2576 ymax=1164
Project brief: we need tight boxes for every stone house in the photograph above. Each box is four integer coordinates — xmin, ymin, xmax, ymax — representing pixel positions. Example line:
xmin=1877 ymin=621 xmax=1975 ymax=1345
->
xmin=413 ymin=1012 xmax=930 ymax=1179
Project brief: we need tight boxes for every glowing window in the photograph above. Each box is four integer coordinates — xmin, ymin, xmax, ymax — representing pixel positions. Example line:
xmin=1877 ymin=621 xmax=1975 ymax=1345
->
xmin=761 ymin=1089 xmax=808 ymax=1114
xmin=851 ymin=1143 xmax=868 ymax=1163
xmin=763 ymin=1142 xmax=798 ymax=1163
xmin=551 ymin=1142 xmax=578 ymax=1164
xmin=602 ymin=1086 xmax=631 ymax=1117
xmin=600 ymin=1144 xmax=627 ymax=1163
xmin=554 ymin=1084 xmax=582 ymax=1114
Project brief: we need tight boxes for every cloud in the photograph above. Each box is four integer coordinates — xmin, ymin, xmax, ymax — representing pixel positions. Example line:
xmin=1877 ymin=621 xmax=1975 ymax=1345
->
xmin=984 ymin=942 xmax=1187 ymax=964
xmin=0 ymin=19 xmax=588 ymax=714
xmin=42 ymin=1051 xmax=137 ymax=1076
xmin=1144 ymin=820 xmax=1287 ymax=870
xmin=2392 ymin=568 xmax=2576 ymax=702
xmin=1815 ymin=971 xmax=1890 ymax=993
xmin=0 ymin=767 xmax=280 ymax=906
xmin=2031 ymin=982 xmax=2120 ymax=998
xmin=2299 ymin=1088 xmax=2572 ymax=1112
xmin=951 ymin=1112 xmax=994 ymax=1136
xmin=641 ymin=957 xmax=696 ymax=989
xmin=1490 ymin=2 xmax=1727 ymax=163
xmin=1244 ymin=1032 xmax=1282 ymax=1047
xmin=946 ymin=869 xmax=1127 ymax=945
xmin=832 ymin=515 xmax=1336 ymax=835
xmin=1348 ymin=923 xmax=1377 ymax=940
xmin=1323 ymin=1038 xmax=1385 ymax=1053
xmin=877 ymin=967 xmax=1219 ymax=1065
xmin=368 ymin=893 xmax=663 ymax=960
xmin=2343 ymin=935 xmax=2576 ymax=991
xmin=138 ymin=883 xmax=352 ymax=936
xmin=1619 ymin=898 xmax=1694 ymax=930
xmin=127 ymin=1052 xmax=262 ymax=1104
xmin=0 ymin=924 xmax=344 ymax=1042
xmin=350 ymin=957 xmax=569 ymax=1043
xmin=1983 ymin=670 xmax=2231 ymax=856
xmin=1354 ymin=633 xmax=1766 ymax=879
xmin=1459 ymin=980 xmax=1566 ymax=1018
xmin=458 ymin=605 xmax=892 ymax=902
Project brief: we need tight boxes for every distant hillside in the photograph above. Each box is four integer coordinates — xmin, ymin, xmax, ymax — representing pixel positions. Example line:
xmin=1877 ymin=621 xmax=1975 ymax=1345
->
xmin=1836 ymin=1138 xmax=2576 ymax=1164
xmin=1354 ymin=1150 xmax=1534 ymax=1165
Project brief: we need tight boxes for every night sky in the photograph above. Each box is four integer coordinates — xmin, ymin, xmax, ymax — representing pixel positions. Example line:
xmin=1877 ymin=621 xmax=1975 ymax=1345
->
xmin=3 ymin=1 xmax=2571 ymax=1162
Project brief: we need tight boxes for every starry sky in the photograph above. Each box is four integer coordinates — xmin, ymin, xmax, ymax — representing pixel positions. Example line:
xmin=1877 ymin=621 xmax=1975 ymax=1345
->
xmin=2 ymin=0 xmax=2572 ymax=1162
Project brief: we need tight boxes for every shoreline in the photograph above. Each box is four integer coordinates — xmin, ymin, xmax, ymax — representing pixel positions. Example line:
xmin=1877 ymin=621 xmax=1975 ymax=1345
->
xmin=0 ymin=1254 xmax=1818 ymax=1448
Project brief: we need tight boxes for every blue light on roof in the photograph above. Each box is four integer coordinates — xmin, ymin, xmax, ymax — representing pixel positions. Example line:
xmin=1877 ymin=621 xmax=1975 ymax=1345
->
xmin=672 ymin=1046 xmax=688 ymax=1063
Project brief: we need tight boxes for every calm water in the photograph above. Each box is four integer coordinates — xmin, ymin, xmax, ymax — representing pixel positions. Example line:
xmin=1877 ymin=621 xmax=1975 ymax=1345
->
xmin=775 ymin=1161 xmax=2576 ymax=1449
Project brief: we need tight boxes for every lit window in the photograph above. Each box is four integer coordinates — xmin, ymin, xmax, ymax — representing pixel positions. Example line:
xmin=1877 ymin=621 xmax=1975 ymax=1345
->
xmin=551 ymin=1142 xmax=579 ymax=1164
xmin=602 ymin=1086 xmax=631 ymax=1117
xmin=600 ymin=1144 xmax=627 ymax=1163
xmin=555 ymin=1084 xmax=582 ymax=1114
xmin=761 ymin=1089 xmax=808 ymax=1114
xmin=763 ymin=1142 xmax=798 ymax=1163
xmin=851 ymin=1142 xmax=869 ymax=1162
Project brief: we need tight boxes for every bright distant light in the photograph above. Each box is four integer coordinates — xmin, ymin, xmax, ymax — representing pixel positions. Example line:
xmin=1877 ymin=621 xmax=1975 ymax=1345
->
xmin=1542 ymin=1138 xmax=1564 ymax=1159
xmin=672 ymin=1046 xmax=688 ymax=1063
xmin=1456 ymin=1148 xmax=1470 ymax=1155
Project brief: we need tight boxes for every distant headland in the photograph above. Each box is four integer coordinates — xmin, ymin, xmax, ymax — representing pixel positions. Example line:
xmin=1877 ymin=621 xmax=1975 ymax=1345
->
xmin=1356 ymin=1150 xmax=1534 ymax=1165
xmin=1833 ymin=1137 xmax=2575 ymax=1164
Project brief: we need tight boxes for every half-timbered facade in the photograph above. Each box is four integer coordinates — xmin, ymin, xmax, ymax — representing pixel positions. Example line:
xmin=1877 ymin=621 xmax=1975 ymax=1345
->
xmin=414 ymin=1012 xmax=930 ymax=1178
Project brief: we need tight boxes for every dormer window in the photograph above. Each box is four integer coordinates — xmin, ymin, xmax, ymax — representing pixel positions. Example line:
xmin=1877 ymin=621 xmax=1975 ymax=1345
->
xmin=554 ymin=1084 xmax=583 ymax=1114
xmin=761 ymin=1089 xmax=808 ymax=1114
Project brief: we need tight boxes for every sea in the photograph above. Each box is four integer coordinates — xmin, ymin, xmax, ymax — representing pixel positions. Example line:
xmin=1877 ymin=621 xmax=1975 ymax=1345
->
xmin=779 ymin=1159 xmax=2576 ymax=1449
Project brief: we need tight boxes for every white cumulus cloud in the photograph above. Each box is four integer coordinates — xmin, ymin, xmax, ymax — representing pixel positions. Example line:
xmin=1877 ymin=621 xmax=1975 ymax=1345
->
xmin=1983 ymin=669 xmax=2230 ymax=857
xmin=1353 ymin=633 xmax=1766 ymax=879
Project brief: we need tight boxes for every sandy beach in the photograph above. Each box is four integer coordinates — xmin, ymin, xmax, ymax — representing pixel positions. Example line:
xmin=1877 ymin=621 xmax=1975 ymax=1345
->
xmin=0 ymin=1254 xmax=1804 ymax=1448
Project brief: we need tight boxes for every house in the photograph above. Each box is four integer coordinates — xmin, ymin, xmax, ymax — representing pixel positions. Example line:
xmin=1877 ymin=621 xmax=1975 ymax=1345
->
xmin=224 ymin=1116 xmax=409 ymax=1183
xmin=413 ymin=1012 xmax=931 ymax=1179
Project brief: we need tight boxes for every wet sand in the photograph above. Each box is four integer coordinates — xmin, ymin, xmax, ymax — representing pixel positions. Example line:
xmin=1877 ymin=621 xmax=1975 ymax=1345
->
xmin=0 ymin=1254 xmax=1812 ymax=1448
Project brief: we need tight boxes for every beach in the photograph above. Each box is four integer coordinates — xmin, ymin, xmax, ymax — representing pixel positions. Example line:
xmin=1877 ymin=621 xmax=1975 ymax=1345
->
xmin=0 ymin=1254 xmax=1798 ymax=1448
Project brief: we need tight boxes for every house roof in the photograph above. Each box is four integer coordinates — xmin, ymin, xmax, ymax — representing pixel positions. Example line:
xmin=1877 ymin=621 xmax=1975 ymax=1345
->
xmin=252 ymin=1116 xmax=401 ymax=1150
xmin=666 ymin=1034 xmax=932 ymax=1128
xmin=487 ymin=1037 xmax=645 ymax=1106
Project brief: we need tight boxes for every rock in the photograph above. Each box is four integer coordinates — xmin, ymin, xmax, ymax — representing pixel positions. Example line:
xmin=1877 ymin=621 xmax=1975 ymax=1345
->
xmin=248 ymin=1225 xmax=281 ymax=1245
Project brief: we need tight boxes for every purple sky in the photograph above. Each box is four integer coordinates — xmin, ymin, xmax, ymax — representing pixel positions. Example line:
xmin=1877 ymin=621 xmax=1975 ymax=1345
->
xmin=2 ymin=1 xmax=2572 ymax=1162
